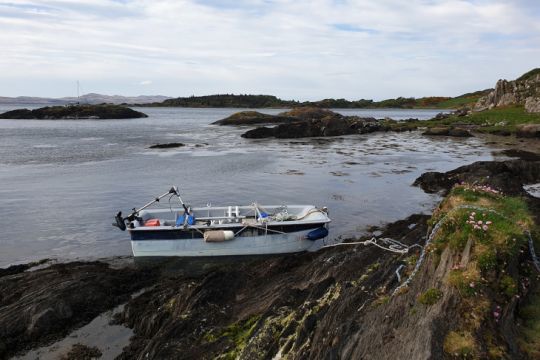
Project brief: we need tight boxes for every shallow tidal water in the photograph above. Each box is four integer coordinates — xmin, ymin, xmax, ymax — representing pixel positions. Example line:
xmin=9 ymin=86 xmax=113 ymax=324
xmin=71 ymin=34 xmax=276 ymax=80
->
xmin=0 ymin=106 xmax=508 ymax=267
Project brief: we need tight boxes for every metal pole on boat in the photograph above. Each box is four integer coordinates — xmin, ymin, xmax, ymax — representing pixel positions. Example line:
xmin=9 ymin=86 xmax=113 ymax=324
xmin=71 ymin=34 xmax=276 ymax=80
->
xmin=171 ymin=186 xmax=189 ymax=214
xmin=113 ymin=186 xmax=185 ymax=231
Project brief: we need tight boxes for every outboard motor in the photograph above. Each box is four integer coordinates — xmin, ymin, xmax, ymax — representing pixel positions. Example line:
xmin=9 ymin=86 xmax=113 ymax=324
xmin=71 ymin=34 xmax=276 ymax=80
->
xmin=113 ymin=211 xmax=127 ymax=231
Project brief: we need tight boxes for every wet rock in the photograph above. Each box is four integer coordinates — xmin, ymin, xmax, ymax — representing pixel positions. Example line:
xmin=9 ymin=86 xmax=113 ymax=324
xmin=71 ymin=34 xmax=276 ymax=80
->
xmin=243 ymin=115 xmax=383 ymax=139
xmin=414 ymin=159 xmax=540 ymax=195
xmin=148 ymin=142 xmax=185 ymax=149
xmin=0 ymin=261 xmax=156 ymax=358
xmin=0 ymin=104 xmax=148 ymax=119
xmin=241 ymin=126 xmax=276 ymax=139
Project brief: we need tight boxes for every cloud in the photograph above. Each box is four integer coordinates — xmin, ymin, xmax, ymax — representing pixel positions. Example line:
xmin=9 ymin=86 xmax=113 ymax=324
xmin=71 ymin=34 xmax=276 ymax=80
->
xmin=139 ymin=80 xmax=152 ymax=85
xmin=0 ymin=0 xmax=539 ymax=99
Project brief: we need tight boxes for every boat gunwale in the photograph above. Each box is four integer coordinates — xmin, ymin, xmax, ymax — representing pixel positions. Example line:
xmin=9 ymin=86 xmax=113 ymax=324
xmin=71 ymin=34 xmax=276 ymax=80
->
xmin=129 ymin=219 xmax=331 ymax=232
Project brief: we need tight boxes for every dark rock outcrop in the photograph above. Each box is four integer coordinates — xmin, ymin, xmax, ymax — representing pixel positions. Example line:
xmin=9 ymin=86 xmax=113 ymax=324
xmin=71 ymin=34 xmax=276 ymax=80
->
xmin=239 ymin=107 xmax=387 ymax=139
xmin=414 ymin=159 xmax=540 ymax=195
xmin=149 ymin=142 xmax=185 ymax=149
xmin=0 ymin=104 xmax=148 ymax=119
xmin=475 ymin=68 xmax=540 ymax=112
xmin=241 ymin=116 xmax=385 ymax=139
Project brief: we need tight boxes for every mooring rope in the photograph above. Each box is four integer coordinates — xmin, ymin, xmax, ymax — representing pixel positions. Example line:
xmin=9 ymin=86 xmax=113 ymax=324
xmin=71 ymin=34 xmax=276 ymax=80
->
xmin=526 ymin=230 xmax=540 ymax=273
xmin=321 ymin=237 xmax=412 ymax=254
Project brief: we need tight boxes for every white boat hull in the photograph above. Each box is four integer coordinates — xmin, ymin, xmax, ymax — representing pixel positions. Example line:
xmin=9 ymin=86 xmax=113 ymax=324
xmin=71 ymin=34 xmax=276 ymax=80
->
xmin=131 ymin=228 xmax=317 ymax=257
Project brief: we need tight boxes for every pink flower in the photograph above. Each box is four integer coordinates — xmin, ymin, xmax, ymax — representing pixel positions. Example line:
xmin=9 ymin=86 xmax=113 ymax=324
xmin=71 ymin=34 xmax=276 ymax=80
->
xmin=474 ymin=225 xmax=481 ymax=230
xmin=482 ymin=225 xmax=489 ymax=231
xmin=477 ymin=220 xmax=483 ymax=225
xmin=486 ymin=221 xmax=492 ymax=225
xmin=469 ymin=282 xmax=475 ymax=288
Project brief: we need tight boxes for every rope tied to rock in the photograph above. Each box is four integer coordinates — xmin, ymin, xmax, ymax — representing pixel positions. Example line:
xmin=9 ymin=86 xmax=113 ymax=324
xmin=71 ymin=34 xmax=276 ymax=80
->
xmin=321 ymin=236 xmax=413 ymax=254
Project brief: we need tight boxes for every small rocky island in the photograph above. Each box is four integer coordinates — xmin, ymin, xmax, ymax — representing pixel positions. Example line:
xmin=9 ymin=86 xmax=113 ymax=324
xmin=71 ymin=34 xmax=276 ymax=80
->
xmin=0 ymin=104 xmax=148 ymax=119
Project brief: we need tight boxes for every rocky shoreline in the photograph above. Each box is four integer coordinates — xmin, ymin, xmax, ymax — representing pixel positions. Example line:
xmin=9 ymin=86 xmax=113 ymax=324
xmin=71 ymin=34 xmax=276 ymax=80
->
xmin=2 ymin=155 xmax=540 ymax=359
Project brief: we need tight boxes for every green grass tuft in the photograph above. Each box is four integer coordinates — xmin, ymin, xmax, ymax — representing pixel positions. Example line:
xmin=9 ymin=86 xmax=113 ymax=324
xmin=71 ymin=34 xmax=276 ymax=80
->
xmin=418 ymin=288 xmax=444 ymax=305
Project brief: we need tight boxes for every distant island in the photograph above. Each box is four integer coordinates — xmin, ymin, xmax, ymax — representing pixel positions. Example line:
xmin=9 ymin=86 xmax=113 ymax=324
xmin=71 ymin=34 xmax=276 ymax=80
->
xmin=0 ymin=104 xmax=148 ymax=119
xmin=143 ymin=90 xmax=492 ymax=109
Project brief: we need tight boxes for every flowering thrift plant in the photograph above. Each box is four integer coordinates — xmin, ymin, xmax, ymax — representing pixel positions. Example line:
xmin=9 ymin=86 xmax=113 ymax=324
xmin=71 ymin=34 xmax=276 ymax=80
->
xmin=466 ymin=211 xmax=493 ymax=231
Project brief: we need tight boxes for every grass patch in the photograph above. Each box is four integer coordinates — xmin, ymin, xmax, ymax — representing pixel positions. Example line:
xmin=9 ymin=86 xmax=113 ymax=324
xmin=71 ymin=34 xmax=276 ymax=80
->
xmin=443 ymin=330 xmax=477 ymax=357
xmin=389 ymin=105 xmax=539 ymax=135
xmin=430 ymin=185 xmax=533 ymax=260
xmin=418 ymin=288 xmax=443 ymax=305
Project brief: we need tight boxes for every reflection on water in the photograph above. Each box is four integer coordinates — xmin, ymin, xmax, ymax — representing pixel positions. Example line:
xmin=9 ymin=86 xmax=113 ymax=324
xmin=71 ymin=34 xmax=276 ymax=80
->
xmin=0 ymin=106 xmax=501 ymax=267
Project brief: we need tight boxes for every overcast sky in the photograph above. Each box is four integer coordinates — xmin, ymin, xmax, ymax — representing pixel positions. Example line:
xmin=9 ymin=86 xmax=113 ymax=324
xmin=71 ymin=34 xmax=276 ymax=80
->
xmin=1 ymin=0 xmax=539 ymax=100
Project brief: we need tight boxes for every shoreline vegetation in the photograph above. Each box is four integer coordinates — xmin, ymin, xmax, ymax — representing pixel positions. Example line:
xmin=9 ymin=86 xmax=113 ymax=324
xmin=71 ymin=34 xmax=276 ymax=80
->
xmin=140 ymin=89 xmax=491 ymax=109
xmin=211 ymin=68 xmax=540 ymax=138
xmin=1 ymin=156 xmax=539 ymax=359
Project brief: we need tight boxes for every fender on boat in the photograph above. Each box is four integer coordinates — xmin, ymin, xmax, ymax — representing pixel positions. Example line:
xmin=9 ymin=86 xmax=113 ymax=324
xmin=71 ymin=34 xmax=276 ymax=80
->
xmin=306 ymin=227 xmax=328 ymax=241
xmin=204 ymin=230 xmax=235 ymax=242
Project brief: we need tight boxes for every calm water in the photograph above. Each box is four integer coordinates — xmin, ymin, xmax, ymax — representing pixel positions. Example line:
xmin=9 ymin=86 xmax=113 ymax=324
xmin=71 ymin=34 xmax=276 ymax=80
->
xmin=0 ymin=106 xmax=499 ymax=267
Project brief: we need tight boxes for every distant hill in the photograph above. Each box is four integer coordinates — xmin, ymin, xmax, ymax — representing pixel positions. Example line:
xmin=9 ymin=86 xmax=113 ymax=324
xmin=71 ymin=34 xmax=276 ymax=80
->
xmin=0 ymin=93 xmax=171 ymax=105
xmin=0 ymin=89 xmax=497 ymax=110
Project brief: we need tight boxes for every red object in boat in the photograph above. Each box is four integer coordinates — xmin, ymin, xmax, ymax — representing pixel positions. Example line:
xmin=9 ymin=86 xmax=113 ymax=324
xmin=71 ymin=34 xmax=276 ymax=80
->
xmin=144 ymin=219 xmax=160 ymax=227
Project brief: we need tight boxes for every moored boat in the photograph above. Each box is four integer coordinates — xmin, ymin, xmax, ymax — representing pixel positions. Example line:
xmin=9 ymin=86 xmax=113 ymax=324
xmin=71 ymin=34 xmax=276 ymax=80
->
xmin=113 ymin=187 xmax=331 ymax=257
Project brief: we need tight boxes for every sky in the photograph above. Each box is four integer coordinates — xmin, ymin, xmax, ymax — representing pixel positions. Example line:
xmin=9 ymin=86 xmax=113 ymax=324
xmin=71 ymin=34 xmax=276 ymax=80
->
xmin=0 ymin=0 xmax=539 ymax=100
